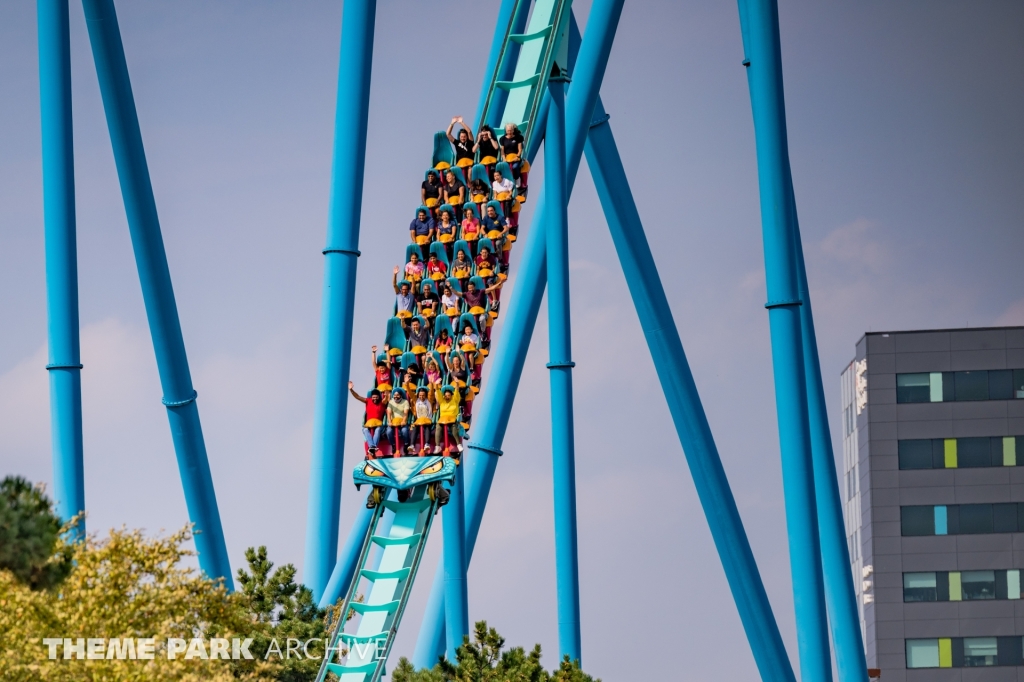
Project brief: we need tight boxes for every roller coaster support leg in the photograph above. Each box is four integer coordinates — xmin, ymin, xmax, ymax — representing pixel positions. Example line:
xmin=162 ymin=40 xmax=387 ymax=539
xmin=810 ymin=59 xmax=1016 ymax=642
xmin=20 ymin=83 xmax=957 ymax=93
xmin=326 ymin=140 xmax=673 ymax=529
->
xmin=796 ymin=240 xmax=869 ymax=681
xmin=737 ymin=0 xmax=831 ymax=679
xmin=545 ymin=74 xmax=582 ymax=664
xmin=443 ymin=468 xmax=469 ymax=660
xmin=585 ymin=98 xmax=796 ymax=682
xmin=82 ymin=0 xmax=231 ymax=587
xmin=413 ymin=0 xmax=626 ymax=666
xmin=303 ymin=0 xmax=376 ymax=600
xmin=39 ymin=0 xmax=84 ymax=538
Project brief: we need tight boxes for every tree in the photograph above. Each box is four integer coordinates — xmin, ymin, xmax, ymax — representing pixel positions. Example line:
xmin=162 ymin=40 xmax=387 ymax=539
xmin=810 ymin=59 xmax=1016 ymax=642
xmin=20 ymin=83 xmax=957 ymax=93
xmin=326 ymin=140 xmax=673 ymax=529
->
xmin=0 ymin=525 xmax=270 ymax=682
xmin=0 ymin=475 xmax=73 ymax=590
xmin=391 ymin=621 xmax=600 ymax=682
xmin=236 ymin=545 xmax=327 ymax=682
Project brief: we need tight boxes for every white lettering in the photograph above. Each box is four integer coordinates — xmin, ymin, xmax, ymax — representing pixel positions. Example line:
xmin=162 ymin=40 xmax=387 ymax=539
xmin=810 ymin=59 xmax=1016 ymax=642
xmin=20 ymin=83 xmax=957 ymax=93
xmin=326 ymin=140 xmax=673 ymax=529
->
xmin=64 ymin=638 xmax=85 ymax=660
xmin=209 ymin=638 xmax=230 ymax=660
xmin=87 ymin=639 xmax=105 ymax=660
xmin=166 ymin=638 xmax=187 ymax=660
xmin=137 ymin=638 xmax=156 ymax=660
xmin=42 ymin=638 xmax=61 ymax=660
xmin=233 ymin=637 xmax=254 ymax=660
xmin=184 ymin=638 xmax=208 ymax=660
xmin=286 ymin=638 xmax=301 ymax=659
xmin=264 ymin=638 xmax=282 ymax=660
xmin=107 ymin=638 xmax=136 ymax=660
xmin=303 ymin=637 xmax=321 ymax=660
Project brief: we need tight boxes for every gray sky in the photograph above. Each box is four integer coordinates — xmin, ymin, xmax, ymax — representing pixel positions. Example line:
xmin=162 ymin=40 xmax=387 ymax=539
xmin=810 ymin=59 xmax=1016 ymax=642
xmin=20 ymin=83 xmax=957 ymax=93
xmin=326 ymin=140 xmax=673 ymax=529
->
xmin=1 ymin=1 xmax=1022 ymax=679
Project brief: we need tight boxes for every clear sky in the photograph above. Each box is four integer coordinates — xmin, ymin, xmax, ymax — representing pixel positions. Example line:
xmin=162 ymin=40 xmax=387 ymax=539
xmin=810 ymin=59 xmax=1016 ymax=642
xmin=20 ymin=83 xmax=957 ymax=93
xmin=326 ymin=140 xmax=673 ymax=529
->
xmin=1 ymin=1 xmax=1022 ymax=679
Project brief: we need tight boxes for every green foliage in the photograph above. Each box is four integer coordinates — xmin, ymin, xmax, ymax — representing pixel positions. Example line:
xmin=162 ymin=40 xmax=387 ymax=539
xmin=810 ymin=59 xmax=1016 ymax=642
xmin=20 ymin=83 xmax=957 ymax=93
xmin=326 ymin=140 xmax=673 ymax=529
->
xmin=0 ymin=475 xmax=73 ymax=590
xmin=392 ymin=621 xmax=600 ymax=682
xmin=236 ymin=545 xmax=327 ymax=681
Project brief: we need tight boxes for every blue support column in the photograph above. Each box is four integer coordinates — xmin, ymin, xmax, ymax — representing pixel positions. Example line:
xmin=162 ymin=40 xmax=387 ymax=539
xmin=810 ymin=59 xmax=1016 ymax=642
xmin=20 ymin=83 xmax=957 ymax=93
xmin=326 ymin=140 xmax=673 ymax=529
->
xmin=81 ymin=0 xmax=231 ymax=586
xmin=585 ymin=99 xmax=796 ymax=682
xmin=795 ymin=196 xmax=869 ymax=681
xmin=545 ymin=74 xmax=582 ymax=664
xmin=442 ymin=468 xmax=469 ymax=660
xmin=737 ymin=0 xmax=831 ymax=679
xmin=413 ymin=1 xmax=626 ymax=665
xmin=303 ymin=0 xmax=376 ymax=600
xmin=38 ymin=0 xmax=84 ymax=538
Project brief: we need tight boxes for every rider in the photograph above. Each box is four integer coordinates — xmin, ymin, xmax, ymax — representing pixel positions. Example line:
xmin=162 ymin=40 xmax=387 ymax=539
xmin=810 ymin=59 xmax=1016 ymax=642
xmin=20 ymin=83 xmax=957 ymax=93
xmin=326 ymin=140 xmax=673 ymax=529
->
xmin=413 ymin=387 xmax=434 ymax=456
xmin=387 ymin=388 xmax=413 ymax=456
xmin=349 ymin=381 xmax=387 ymax=457
xmin=434 ymin=385 xmax=463 ymax=455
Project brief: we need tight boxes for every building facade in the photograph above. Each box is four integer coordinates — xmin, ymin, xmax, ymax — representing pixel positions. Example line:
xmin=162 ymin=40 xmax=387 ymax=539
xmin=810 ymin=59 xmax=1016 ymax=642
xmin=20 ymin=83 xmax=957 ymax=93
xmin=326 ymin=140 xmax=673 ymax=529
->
xmin=842 ymin=327 xmax=1024 ymax=681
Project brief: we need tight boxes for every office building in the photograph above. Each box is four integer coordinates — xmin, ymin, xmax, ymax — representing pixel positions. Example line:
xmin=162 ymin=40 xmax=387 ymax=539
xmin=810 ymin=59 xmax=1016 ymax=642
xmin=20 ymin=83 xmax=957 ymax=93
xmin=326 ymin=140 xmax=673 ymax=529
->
xmin=841 ymin=326 xmax=1024 ymax=680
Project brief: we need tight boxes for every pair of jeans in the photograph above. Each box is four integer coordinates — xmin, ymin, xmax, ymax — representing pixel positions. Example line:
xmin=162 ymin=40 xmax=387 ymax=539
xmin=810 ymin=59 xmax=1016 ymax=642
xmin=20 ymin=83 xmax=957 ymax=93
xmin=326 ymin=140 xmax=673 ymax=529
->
xmin=387 ymin=425 xmax=411 ymax=452
xmin=362 ymin=426 xmax=384 ymax=449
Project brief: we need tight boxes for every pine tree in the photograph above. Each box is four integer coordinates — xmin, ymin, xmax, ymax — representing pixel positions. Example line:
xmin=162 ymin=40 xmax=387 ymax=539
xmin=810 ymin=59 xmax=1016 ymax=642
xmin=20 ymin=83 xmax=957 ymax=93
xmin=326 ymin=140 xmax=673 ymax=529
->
xmin=0 ymin=475 xmax=73 ymax=590
xmin=392 ymin=621 xmax=600 ymax=682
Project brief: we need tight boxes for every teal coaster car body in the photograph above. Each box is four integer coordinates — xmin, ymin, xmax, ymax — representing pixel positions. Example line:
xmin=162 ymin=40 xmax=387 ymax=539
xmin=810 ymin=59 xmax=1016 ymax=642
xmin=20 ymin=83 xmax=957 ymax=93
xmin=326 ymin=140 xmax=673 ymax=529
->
xmin=353 ymin=455 xmax=456 ymax=491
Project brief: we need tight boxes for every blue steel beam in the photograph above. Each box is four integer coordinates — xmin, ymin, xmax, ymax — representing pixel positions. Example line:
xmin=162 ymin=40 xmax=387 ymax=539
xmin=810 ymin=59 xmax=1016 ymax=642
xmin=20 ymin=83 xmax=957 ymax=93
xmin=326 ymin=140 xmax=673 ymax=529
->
xmin=303 ymin=0 xmax=377 ymax=600
xmin=544 ymin=73 xmax=582 ymax=664
xmin=796 ymin=229 xmax=869 ymax=682
xmin=443 ymin=469 xmax=469 ymax=660
xmin=737 ymin=0 xmax=831 ymax=680
xmin=413 ymin=1 xmax=625 ymax=665
xmin=585 ymin=98 xmax=796 ymax=682
xmin=38 ymin=0 xmax=85 ymax=538
xmin=81 ymin=0 xmax=231 ymax=586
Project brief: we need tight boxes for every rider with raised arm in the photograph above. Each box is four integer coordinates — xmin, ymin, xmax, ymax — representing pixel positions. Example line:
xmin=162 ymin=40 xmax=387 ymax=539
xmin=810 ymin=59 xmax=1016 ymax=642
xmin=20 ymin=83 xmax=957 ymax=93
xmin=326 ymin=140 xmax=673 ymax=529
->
xmin=349 ymin=380 xmax=387 ymax=458
xmin=446 ymin=116 xmax=475 ymax=169
xmin=393 ymin=266 xmax=417 ymax=323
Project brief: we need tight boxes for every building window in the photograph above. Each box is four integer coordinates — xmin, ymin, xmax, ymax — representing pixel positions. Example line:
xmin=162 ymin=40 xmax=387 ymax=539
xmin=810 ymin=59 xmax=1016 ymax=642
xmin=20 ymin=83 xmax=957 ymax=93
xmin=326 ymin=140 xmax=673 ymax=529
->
xmin=900 ymin=504 xmax=1024 ymax=536
xmin=963 ymin=638 xmax=998 ymax=667
xmin=961 ymin=571 xmax=997 ymax=600
xmin=903 ymin=572 xmax=938 ymax=602
xmin=897 ymin=436 xmax=1022 ymax=469
xmin=895 ymin=369 xmax=1024 ymax=403
xmin=906 ymin=637 xmax=1024 ymax=668
xmin=906 ymin=639 xmax=940 ymax=669
xmin=903 ymin=570 xmax=1022 ymax=602
xmin=901 ymin=506 xmax=935 ymax=536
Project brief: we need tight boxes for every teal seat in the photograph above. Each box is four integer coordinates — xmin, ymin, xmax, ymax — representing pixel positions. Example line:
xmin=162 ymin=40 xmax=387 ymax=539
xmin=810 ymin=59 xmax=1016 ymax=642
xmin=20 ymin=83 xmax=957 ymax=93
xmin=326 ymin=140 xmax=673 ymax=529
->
xmin=418 ymin=278 xmax=437 ymax=298
xmin=436 ymin=205 xmax=457 ymax=240
xmin=431 ymin=131 xmax=454 ymax=170
xmin=384 ymin=317 xmax=407 ymax=353
xmin=470 ymin=164 xmax=489 ymax=186
xmin=433 ymin=314 xmax=454 ymax=342
xmin=457 ymin=313 xmax=479 ymax=335
xmin=486 ymin=199 xmax=505 ymax=219
xmin=452 ymin=240 xmax=472 ymax=264
xmin=428 ymin=241 xmax=450 ymax=269
xmin=445 ymin=276 xmax=462 ymax=294
xmin=477 ymin=237 xmax=496 ymax=256
xmin=448 ymin=167 xmax=467 ymax=185
xmin=401 ymin=351 xmax=418 ymax=371
xmin=469 ymin=275 xmax=486 ymax=291
xmin=495 ymin=161 xmax=512 ymax=182
xmin=405 ymin=243 xmax=422 ymax=263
